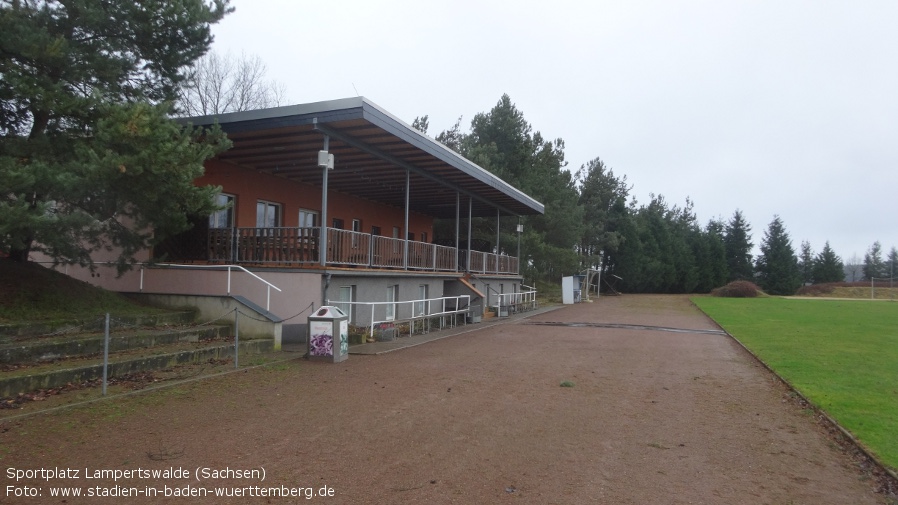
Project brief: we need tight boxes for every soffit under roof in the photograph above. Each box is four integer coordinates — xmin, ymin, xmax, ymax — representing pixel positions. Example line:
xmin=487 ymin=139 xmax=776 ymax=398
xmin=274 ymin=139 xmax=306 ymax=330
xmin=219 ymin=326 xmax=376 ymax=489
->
xmin=181 ymin=97 xmax=544 ymax=219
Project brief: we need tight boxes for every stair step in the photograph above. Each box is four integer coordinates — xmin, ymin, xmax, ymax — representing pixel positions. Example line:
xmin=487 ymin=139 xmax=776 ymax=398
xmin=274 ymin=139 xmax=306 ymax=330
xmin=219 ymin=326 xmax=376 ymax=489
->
xmin=0 ymin=339 xmax=272 ymax=398
xmin=0 ymin=325 xmax=230 ymax=365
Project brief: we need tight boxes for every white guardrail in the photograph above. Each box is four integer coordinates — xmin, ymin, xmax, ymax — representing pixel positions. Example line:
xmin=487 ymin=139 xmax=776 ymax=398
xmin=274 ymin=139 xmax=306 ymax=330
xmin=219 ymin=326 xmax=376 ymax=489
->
xmin=36 ymin=260 xmax=283 ymax=313
xmin=492 ymin=287 xmax=538 ymax=317
xmin=142 ymin=263 xmax=282 ymax=312
xmin=329 ymin=295 xmax=471 ymax=340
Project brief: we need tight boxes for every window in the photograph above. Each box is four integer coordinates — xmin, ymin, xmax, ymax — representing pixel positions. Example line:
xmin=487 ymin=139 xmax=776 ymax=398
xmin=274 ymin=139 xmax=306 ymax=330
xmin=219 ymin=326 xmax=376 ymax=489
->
xmin=392 ymin=227 xmax=400 ymax=239
xmin=256 ymin=200 xmax=281 ymax=228
xmin=386 ymin=285 xmax=398 ymax=321
xmin=336 ymin=286 xmax=355 ymax=321
xmin=371 ymin=226 xmax=381 ymax=236
xmin=209 ymin=194 xmax=235 ymax=228
xmin=407 ymin=232 xmax=415 ymax=241
xmin=298 ymin=209 xmax=317 ymax=228
xmin=332 ymin=218 xmax=344 ymax=230
xmin=421 ymin=231 xmax=428 ymax=243
xmin=416 ymin=285 xmax=428 ymax=316
xmin=392 ymin=227 xmax=401 ymax=253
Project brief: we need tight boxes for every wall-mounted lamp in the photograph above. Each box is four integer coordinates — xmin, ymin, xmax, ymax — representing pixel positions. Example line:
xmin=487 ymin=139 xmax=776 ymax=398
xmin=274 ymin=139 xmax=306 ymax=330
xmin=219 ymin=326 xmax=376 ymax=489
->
xmin=318 ymin=150 xmax=335 ymax=170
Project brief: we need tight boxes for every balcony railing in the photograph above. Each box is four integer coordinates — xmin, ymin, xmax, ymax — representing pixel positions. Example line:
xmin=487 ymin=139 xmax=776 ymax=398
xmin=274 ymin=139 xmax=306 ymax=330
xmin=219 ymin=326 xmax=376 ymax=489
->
xmin=204 ymin=227 xmax=518 ymax=274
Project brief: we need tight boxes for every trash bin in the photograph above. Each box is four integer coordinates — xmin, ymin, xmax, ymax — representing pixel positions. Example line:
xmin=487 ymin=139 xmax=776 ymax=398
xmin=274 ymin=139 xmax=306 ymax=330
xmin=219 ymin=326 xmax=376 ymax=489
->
xmin=307 ymin=306 xmax=349 ymax=363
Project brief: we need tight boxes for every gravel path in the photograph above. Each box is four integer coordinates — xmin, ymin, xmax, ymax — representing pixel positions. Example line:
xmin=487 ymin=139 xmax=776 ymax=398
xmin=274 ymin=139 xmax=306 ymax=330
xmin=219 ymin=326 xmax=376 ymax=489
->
xmin=0 ymin=295 xmax=888 ymax=504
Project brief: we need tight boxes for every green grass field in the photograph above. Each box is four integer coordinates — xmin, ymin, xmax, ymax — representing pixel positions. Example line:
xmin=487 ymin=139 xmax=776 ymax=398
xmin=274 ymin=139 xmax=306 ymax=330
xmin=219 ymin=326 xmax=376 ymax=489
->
xmin=693 ymin=296 xmax=898 ymax=471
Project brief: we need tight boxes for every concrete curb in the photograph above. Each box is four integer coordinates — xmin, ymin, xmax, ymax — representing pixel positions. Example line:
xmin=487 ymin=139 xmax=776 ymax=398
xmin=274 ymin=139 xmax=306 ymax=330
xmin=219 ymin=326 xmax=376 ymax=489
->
xmin=692 ymin=301 xmax=898 ymax=486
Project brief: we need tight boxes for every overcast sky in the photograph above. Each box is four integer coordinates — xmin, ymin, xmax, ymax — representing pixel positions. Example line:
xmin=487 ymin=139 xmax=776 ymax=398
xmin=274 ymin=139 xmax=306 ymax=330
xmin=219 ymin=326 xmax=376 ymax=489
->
xmin=209 ymin=0 xmax=898 ymax=262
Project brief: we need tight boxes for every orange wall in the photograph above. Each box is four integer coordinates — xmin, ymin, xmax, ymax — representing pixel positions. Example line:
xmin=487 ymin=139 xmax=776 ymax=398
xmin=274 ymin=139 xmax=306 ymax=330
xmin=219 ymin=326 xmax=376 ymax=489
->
xmin=196 ymin=160 xmax=433 ymax=239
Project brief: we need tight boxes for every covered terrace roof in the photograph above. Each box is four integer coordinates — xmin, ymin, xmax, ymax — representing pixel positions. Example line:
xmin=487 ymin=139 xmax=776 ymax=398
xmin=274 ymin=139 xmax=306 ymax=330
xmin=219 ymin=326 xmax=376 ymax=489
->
xmin=181 ymin=97 xmax=544 ymax=219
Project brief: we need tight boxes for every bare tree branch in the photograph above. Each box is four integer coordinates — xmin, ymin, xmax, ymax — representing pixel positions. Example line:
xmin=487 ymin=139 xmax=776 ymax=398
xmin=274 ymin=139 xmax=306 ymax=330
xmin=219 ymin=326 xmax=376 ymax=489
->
xmin=177 ymin=50 xmax=288 ymax=116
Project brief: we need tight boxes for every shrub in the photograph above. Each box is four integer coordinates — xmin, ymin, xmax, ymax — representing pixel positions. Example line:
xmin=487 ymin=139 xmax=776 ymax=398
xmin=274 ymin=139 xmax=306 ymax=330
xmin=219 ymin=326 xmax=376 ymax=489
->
xmin=711 ymin=280 xmax=762 ymax=298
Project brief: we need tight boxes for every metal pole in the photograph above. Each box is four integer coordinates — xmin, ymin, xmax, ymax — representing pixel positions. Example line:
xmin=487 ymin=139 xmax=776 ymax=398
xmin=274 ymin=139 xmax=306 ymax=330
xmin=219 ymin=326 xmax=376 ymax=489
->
xmin=320 ymin=135 xmax=330 ymax=267
xmin=227 ymin=266 xmax=231 ymax=295
xmin=139 ymin=267 xmax=144 ymax=292
xmin=403 ymin=169 xmax=410 ymax=270
xmin=234 ymin=309 xmax=239 ymax=369
xmin=496 ymin=208 xmax=500 ymax=274
xmin=102 ymin=313 xmax=110 ymax=396
xmin=455 ymin=192 xmax=460 ymax=272
xmin=467 ymin=197 xmax=472 ymax=272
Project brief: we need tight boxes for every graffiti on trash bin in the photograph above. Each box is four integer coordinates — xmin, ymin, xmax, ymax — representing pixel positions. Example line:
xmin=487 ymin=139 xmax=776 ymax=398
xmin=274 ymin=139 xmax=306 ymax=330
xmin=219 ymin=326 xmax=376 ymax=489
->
xmin=309 ymin=320 xmax=333 ymax=357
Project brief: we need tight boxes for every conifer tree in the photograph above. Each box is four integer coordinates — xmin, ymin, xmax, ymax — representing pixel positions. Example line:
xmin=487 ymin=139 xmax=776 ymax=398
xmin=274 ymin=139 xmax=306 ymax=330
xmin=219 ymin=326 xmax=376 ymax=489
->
xmin=812 ymin=241 xmax=844 ymax=283
xmin=461 ymin=95 xmax=583 ymax=280
xmin=1 ymin=0 xmax=232 ymax=271
xmin=887 ymin=247 xmax=898 ymax=281
xmin=863 ymin=241 xmax=885 ymax=280
xmin=724 ymin=210 xmax=754 ymax=282
xmin=798 ymin=240 xmax=814 ymax=285
xmin=755 ymin=216 xmax=800 ymax=295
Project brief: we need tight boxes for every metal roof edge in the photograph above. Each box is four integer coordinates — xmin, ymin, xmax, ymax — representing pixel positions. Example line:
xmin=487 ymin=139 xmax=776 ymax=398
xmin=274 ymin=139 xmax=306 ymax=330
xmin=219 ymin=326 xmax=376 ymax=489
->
xmin=358 ymin=99 xmax=545 ymax=215
xmin=177 ymin=97 xmax=367 ymax=126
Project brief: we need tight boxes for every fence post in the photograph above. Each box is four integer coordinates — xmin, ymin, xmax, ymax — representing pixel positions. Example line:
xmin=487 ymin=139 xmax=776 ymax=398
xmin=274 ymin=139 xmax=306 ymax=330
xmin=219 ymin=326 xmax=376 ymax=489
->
xmin=234 ymin=309 xmax=239 ymax=369
xmin=102 ymin=313 xmax=110 ymax=396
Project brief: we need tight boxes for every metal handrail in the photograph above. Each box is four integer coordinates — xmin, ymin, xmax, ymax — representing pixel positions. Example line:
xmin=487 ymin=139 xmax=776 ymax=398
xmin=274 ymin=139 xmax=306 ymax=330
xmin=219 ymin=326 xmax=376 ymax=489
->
xmin=329 ymin=295 xmax=471 ymax=339
xmin=142 ymin=263 xmax=282 ymax=311
xmin=493 ymin=289 xmax=538 ymax=317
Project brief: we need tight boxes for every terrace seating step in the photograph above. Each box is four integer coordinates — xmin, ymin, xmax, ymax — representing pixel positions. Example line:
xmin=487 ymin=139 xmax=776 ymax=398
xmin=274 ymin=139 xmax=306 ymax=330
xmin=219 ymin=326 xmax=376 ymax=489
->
xmin=0 ymin=325 xmax=231 ymax=365
xmin=0 ymin=310 xmax=198 ymax=340
xmin=0 ymin=337 xmax=272 ymax=398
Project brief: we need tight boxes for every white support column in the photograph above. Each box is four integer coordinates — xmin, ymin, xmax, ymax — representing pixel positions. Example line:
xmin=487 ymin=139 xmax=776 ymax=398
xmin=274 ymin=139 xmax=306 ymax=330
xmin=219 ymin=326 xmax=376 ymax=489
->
xmin=403 ymin=168 xmax=410 ymax=270
xmin=496 ymin=208 xmax=501 ymax=273
xmin=455 ymin=192 xmax=460 ymax=272
xmin=319 ymin=134 xmax=330 ymax=267
xmin=467 ymin=197 xmax=472 ymax=272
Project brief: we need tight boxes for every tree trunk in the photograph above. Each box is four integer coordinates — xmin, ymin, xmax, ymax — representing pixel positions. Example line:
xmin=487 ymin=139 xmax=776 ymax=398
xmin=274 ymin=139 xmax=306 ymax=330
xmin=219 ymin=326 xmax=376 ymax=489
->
xmin=6 ymin=242 xmax=32 ymax=263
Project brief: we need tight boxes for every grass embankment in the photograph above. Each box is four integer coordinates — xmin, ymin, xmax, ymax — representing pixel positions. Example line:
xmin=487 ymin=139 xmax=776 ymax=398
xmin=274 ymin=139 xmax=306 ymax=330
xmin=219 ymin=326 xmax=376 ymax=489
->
xmin=693 ymin=297 xmax=898 ymax=471
xmin=0 ymin=259 xmax=164 ymax=323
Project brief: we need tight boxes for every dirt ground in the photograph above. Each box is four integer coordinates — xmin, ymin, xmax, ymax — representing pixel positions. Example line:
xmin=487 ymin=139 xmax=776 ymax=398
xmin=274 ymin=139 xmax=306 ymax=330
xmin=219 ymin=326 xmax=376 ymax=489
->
xmin=0 ymin=295 xmax=893 ymax=504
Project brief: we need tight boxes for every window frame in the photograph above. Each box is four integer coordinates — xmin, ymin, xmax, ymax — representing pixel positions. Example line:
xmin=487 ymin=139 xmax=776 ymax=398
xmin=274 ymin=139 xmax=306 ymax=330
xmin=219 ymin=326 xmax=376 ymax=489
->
xmin=256 ymin=200 xmax=282 ymax=228
xmin=209 ymin=193 xmax=235 ymax=229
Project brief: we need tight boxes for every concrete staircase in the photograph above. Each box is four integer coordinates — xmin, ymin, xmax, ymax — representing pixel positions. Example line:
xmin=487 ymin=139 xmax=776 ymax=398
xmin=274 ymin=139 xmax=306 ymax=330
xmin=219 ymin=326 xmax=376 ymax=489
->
xmin=0 ymin=311 xmax=273 ymax=398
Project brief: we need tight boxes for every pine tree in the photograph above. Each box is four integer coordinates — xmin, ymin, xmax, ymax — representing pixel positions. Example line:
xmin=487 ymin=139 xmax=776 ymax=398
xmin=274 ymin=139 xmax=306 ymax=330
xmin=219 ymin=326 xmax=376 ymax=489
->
xmin=812 ymin=241 xmax=844 ymax=283
xmin=887 ymin=247 xmax=898 ymax=281
xmin=1 ymin=0 xmax=232 ymax=271
xmin=798 ymin=241 xmax=814 ymax=285
xmin=724 ymin=210 xmax=754 ymax=282
xmin=577 ymin=157 xmax=629 ymax=271
xmin=863 ymin=241 xmax=885 ymax=280
xmin=702 ymin=218 xmax=728 ymax=291
xmin=755 ymin=216 xmax=800 ymax=295
xmin=461 ymin=95 xmax=583 ymax=280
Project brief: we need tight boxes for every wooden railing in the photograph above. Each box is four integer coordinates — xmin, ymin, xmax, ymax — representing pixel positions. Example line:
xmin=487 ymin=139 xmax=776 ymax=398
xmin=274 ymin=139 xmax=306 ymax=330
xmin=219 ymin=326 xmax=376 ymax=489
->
xmin=204 ymin=227 xmax=515 ymax=274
